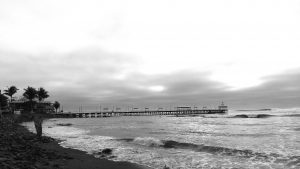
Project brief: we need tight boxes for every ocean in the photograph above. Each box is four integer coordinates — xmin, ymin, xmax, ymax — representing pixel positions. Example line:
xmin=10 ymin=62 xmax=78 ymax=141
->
xmin=23 ymin=108 xmax=300 ymax=169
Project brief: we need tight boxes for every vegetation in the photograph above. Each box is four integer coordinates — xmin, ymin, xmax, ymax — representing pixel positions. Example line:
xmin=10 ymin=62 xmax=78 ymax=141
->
xmin=37 ymin=87 xmax=49 ymax=102
xmin=1 ymin=85 xmax=60 ymax=115
xmin=1 ymin=85 xmax=60 ymax=140
xmin=53 ymin=101 xmax=60 ymax=113
xmin=23 ymin=87 xmax=38 ymax=112
xmin=23 ymin=87 xmax=38 ymax=101
xmin=4 ymin=86 xmax=19 ymax=102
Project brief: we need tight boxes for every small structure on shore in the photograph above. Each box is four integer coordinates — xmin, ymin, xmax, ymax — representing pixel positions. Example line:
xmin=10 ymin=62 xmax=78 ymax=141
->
xmin=176 ymin=106 xmax=192 ymax=111
xmin=10 ymin=100 xmax=55 ymax=114
xmin=218 ymin=102 xmax=228 ymax=113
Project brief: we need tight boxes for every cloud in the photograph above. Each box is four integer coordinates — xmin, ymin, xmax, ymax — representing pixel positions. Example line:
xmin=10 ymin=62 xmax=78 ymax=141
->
xmin=1 ymin=47 xmax=300 ymax=111
xmin=1 ymin=0 xmax=300 ymax=111
xmin=0 ymin=48 xmax=138 ymax=100
xmin=84 ymin=69 xmax=300 ymax=110
xmin=229 ymin=70 xmax=300 ymax=108
xmin=45 ymin=70 xmax=230 ymax=111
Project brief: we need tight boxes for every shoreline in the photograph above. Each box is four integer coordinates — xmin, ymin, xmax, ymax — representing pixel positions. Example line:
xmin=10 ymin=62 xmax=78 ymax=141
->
xmin=0 ymin=116 xmax=152 ymax=169
xmin=39 ymin=137 xmax=152 ymax=169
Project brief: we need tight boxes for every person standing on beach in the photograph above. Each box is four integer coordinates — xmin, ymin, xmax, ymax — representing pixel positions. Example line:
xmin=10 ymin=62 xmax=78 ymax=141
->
xmin=33 ymin=113 xmax=43 ymax=138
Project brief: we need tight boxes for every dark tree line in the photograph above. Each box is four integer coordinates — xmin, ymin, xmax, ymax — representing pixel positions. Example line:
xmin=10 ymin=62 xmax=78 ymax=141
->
xmin=1 ymin=86 xmax=61 ymax=139
xmin=0 ymin=85 xmax=60 ymax=113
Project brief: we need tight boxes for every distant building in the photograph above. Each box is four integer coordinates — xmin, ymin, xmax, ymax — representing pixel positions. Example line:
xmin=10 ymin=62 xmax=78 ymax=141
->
xmin=10 ymin=100 xmax=55 ymax=114
xmin=176 ymin=106 xmax=192 ymax=111
xmin=218 ymin=102 xmax=228 ymax=113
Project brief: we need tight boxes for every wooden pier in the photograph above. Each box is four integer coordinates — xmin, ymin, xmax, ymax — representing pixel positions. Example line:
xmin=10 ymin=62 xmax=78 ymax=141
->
xmin=52 ymin=109 xmax=227 ymax=118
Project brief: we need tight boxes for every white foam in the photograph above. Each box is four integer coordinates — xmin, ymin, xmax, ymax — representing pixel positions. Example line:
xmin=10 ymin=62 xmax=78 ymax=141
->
xmin=22 ymin=121 xmax=88 ymax=139
xmin=132 ymin=137 xmax=164 ymax=147
xmin=59 ymin=135 xmax=116 ymax=153
xmin=45 ymin=126 xmax=88 ymax=137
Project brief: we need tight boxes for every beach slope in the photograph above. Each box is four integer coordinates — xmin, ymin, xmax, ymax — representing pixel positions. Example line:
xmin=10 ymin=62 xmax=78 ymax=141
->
xmin=0 ymin=116 xmax=151 ymax=169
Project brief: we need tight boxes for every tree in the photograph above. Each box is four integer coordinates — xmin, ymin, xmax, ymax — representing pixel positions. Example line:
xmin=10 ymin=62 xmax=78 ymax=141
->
xmin=4 ymin=86 xmax=19 ymax=102
xmin=37 ymin=87 xmax=49 ymax=102
xmin=53 ymin=101 xmax=60 ymax=113
xmin=23 ymin=87 xmax=43 ymax=139
xmin=23 ymin=86 xmax=37 ymax=111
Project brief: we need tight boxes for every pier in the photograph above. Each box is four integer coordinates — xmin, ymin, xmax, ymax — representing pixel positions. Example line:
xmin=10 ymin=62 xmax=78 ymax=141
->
xmin=52 ymin=108 xmax=227 ymax=118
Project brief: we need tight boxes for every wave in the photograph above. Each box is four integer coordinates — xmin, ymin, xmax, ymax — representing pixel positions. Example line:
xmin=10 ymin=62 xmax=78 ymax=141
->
xmin=119 ymin=137 xmax=300 ymax=163
xmin=188 ymin=131 xmax=273 ymax=137
xmin=230 ymin=113 xmax=300 ymax=118
xmin=133 ymin=137 xmax=164 ymax=147
xmin=231 ymin=114 xmax=275 ymax=118
xmin=280 ymin=114 xmax=300 ymax=117
xmin=56 ymin=123 xmax=73 ymax=126
xmin=148 ymin=131 xmax=170 ymax=135
xmin=201 ymin=114 xmax=275 ymax=118
xmin=294 ymin=128 xmax=300 ymax=131
xmin=201 ymin=113 xmax=300 ymax=119
xmin=161 ymin=140 xmax=270 ymax=159
xmin=118 ymin=137 xmax=164 ymax=147
xmin=164 ymin=140 xmax=297 ymax=163
xmin=188 ymin=131 xmax=211 ymax=135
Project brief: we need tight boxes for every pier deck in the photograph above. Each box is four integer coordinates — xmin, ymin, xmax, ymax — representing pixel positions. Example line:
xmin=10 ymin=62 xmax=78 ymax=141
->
xmin=53 ymin=109 xmax=226 ymax=118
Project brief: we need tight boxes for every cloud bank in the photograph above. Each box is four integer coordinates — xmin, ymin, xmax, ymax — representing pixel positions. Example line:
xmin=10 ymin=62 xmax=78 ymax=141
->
xmin=1 ymin=47 xmax=300 ymax=111
xmin=1 ymin=0 xmax=300 ymax=111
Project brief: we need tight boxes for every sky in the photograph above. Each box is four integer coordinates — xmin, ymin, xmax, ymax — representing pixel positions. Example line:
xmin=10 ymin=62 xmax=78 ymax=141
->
xmin=0 ymin=0 xmax=300 ymax=111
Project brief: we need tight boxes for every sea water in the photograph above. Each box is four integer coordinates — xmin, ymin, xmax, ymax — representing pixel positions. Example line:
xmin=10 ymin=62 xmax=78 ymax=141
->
xmin=23 ymin=108 xmax=300 ymax=169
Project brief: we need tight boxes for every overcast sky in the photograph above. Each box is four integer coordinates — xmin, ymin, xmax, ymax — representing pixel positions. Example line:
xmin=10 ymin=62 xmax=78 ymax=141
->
xmin=1 ymin=0 xmax=300 ymax=111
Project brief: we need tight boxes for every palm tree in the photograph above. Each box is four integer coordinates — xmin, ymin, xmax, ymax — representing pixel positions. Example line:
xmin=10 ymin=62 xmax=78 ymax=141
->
xmin=37 ymin=87 xmax=49 ymax=102
xmin=23 ymin=86 xmax=37 ymax=112
xmin=4 ymin=86 xmax=19 ymax=102
xmin=53 ymin=101 xmax=60 ymax=113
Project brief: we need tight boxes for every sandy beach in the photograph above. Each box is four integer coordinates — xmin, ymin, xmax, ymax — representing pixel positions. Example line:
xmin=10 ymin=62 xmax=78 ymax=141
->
xmin=0 ymin=116 xmax=151 ymax=169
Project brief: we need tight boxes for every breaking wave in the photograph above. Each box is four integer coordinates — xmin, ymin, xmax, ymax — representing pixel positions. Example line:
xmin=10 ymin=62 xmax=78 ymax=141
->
xmin=281 ymin=114 xmax=300 ymax=117
xmin=118 ymin=137 xmax=164 ymax=147
xmin=119 ymin=137 xmax=300 ymax=164
xmin=200 ymin=114 xmax=275 ymax=118
xmin=202 ymin=113 xmax=300 ymax=118
xmin=132 ymin=137 xmax=164 ymax=147
xmin=231 ymin=114 xmax=274 ymax=118
xmin=162 ymin=140 xmax=270 ymax=159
